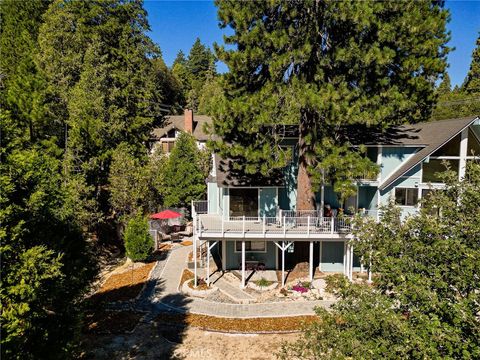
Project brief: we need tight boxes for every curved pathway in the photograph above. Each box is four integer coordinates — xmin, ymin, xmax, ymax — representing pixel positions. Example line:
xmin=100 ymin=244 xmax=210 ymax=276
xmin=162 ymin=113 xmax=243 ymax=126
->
xmin=139 ymin=245 xmax=334 ymax=318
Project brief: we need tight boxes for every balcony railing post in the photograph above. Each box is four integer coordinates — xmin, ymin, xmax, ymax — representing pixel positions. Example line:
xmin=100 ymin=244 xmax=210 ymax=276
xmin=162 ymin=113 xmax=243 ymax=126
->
xmin=283 ymin=215 xmax=286 ymax=236
xmin=263 ymin=214 xmax=266 ymax=236
xmin=242 ymin=215 xmax=245 ymax=236
xmin=307 ymin=216 xmax=310 ymax=237
xmin=330 ymin=217 xmax=334 ymax=234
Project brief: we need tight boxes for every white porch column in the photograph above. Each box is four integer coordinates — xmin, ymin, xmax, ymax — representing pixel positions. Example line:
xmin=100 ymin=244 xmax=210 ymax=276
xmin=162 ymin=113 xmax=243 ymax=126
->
xmin=281 ymin=240 xmax=286 ymax=287
xmin=367 ymin=257 xmax=373 ymax=284
xmin=206 ymin=241 xmax=210 ymax=285
xmin=459 ymin=128 xmax=469 ymax=180
xmin=193 ymin=234 xmax=197 ymax=287
xmin=241 ymin=240 xmax=246 ymax=288
xmin=309 ymin=241 xmax=314 ymax=281
xmin=349 ymin=244 xmax=354 ymax=280
xmin=318 ymin=241 xmax=323 ymax=272
xmin=222 ymin=240 xmax=226 ymax=271
xmin=343 ymin=242 xmax=347 ymax=276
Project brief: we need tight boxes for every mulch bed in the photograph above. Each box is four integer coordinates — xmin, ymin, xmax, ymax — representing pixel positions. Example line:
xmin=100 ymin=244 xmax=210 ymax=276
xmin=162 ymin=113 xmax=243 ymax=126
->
xmin=89 ymin=262 xmax=156 ymax=304
xmin=158 ymin=243 xmax=173 ymax=252
xmin=180 ymin=240 xmax=193 ymax=246
xmin=155 ymin=313 xmax=318 ymax=333
xmin=180 ymin=268 xmax=194 ymax=286
xmin=83 ymin=310 xmax=143 ymax=335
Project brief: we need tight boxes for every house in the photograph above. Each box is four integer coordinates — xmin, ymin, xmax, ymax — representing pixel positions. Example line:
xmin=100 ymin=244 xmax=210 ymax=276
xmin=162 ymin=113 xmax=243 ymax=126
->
xmin=150 ymin=109 xmax=211 ymax=154
xmin=192 ymin=115 xmax=480 ymax=288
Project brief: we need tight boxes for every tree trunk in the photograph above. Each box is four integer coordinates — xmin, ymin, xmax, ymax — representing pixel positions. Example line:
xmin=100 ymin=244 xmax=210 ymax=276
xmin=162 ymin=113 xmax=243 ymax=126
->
xmin=296 ymin=158 xmax=316 ymax=210
xmin=296 ymin=114 xmax=316 ymax=211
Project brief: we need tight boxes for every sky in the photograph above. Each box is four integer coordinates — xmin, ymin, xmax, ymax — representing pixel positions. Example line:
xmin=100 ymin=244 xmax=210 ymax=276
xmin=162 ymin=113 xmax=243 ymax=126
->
xmin=144 ymin=0 xmax=480 ymax=87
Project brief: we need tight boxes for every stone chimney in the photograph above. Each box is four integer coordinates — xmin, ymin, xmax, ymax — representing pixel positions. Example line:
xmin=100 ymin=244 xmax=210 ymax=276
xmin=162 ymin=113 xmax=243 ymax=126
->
xmin=184 ymin=109 xmax=193 ymax=134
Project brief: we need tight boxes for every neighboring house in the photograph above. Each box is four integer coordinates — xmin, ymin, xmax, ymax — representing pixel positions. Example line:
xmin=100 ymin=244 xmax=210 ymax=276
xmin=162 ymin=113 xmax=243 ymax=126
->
xmin=192 ymin=116 xmax=480 ymax=288
xmin=150 ymin=109 xmax=211 ymax=154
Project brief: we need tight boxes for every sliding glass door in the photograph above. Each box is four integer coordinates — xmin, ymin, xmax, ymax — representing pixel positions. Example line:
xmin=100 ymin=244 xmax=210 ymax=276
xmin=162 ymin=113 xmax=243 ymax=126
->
xmin=229 ymin=188 xmax=258 ymax=217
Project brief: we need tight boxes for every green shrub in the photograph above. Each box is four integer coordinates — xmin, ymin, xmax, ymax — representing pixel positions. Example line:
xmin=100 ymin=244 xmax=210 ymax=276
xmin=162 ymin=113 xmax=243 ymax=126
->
xmin=124 ymin=214 xmax=153 ymax=261
xmin=324 ymin=274 xmax=349 ymax=295
xmin=254 ymin=277 xmax=273 ymax=287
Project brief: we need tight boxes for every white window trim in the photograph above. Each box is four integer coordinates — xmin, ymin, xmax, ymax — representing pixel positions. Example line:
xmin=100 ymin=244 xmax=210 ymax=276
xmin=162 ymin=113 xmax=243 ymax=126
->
xmin=394 ymin=187 xmax=419 ymax=207
xmin=234 ymin=241 xmax=267 ymax=253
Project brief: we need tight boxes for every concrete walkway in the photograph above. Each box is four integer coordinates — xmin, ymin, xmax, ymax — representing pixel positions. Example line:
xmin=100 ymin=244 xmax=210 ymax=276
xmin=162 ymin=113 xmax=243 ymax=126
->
xmin=141 ymin=245 xmax=334 ymax=318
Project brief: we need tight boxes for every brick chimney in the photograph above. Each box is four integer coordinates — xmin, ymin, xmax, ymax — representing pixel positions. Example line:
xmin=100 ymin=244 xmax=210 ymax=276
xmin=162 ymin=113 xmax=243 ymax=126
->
xmin=184 ymin=109 xmax=193 ymax=134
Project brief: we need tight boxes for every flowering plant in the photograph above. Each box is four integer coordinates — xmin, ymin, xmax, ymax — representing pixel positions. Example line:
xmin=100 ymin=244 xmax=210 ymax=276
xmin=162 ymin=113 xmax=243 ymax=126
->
xmin=292 ymin=283 xmax=309 ymax=293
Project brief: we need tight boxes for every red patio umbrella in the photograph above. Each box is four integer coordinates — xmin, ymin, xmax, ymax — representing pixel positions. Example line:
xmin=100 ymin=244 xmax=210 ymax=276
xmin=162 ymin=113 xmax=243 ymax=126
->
xmin=150 ymin=210 xmax=182 ymax=220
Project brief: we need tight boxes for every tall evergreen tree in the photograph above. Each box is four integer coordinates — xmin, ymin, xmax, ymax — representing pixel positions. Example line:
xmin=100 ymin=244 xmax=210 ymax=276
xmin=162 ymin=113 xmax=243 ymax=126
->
xmin=162 ymin=132 xmax=207 ymax=208
xmin=210 ymin=0 xmax=450 ymax=209
xmin=437 ymin=72 xmax=452 ymax=95
xmin=463 ymin=34 xmax=480 ymax=94
xmin=172 ymin=49 xmax=187 ymax=67
xmin=1 ymin=1 xmax=96 ymax=357
xmin=36 ymin=0 xmax=166 ymax=229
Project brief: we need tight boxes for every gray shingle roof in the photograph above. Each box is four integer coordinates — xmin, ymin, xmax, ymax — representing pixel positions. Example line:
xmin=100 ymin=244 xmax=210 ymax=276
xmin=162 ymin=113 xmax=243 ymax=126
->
xmin=379 ymin=116 xmax=479 ymax=190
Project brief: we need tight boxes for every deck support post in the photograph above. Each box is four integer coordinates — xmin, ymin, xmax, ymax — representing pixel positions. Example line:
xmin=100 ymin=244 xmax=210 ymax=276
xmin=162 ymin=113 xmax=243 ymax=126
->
xmin=263 ymin=214 xmax=266 ymax=236
xmin=283 ymin=216 xmax=286 ymax=236
xmin=221 ymin=216 xmax=224 ymax=235
xmin=273 ymin=241 xmax=293 ymax=288
xmin=193 ymin=234 xmax=197 ymax=288
xmin=309 ymin=240 xmax=314 ymax=281
xmin=319 ymin=241 xmax=322 ymax=272
xmin=242 ymin=215 xmax=245 ymax=236
xmin=348 ymin=244 xmax=353 ymax=281
xmin=241 ymin=240 xmax=246 ymax=288
xmin=206 ymin=241 xmax=210 ymax=285
xmin=282 ymin=240 xmax=285 ymax=287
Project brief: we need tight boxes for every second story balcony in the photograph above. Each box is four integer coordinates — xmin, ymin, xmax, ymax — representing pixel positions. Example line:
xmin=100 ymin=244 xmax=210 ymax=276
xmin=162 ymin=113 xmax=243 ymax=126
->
xmin=192 ymin=202 xmax=378 ymax=239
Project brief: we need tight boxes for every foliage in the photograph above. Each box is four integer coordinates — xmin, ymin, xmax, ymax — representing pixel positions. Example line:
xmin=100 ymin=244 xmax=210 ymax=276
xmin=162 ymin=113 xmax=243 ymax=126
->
xmin=280 ymin=161 xmax=480 ymax=359
xmin=162 ymin=132 xmax=207 ymax=208
xmin=1 ymin=0 xmax=179 ymax=357
xmin=36 ymin=0 xmax=172 ymax=229
xmin=109 ymin=143 xmax=149 ymax=222
xmin=324 ymin=274 xmax=349 ymax=296
xmin=124 ymin=214 xmax=153 ymax=262
xmin=431 ymin=35 xmax=480 ymax=120
xmin=463 ymin=34 xmax=480 ymax=94
xmin=171 ymin=38 xmax=217 ymax=112
xmin=210 ymin=0 xmax=450 ymax=205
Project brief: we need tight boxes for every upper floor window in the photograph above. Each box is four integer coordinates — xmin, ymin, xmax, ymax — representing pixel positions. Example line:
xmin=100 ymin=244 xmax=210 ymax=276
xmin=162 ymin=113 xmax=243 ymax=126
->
xmin=422 ymin=159 xmax=459 ymax=183
xmin=395 ymin=187 xmax=418 ymax=206
xmin=467 ymin=128 xmax=480 ymax=156
xmin=431 ymin=134 xmax=461 ymax=157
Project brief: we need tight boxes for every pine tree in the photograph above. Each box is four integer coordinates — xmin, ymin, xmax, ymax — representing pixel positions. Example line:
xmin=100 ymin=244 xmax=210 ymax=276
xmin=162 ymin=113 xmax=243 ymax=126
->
xmin=37 ymin=0 xmax=166 ymax=228
xmin=463 ymin=34 xmax=480 ymax=94
xmin=172 ymin=49 xmax=187 ymax=67
xmin=210 ymin=0 xmax=450 ymax=209
xmin=162 ymin=132 xmax=207 ymax=208
xmin=437 ymin=73 xmax=452 ymax=95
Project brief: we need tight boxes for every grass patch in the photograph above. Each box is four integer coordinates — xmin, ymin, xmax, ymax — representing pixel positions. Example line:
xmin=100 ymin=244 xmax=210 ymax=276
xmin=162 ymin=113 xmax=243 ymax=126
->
xmin=90 ymin=262 xmax=156 ymax=303
xmin=155 ymin=313 xmax=317 ymax=332
xmin=254 ymin=278 xmax=274 ymax=287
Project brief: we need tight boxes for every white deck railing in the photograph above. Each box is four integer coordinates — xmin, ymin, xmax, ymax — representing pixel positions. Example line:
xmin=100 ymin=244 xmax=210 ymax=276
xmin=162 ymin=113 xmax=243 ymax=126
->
xmin=196 ymin=214 xmax=360 ymax=238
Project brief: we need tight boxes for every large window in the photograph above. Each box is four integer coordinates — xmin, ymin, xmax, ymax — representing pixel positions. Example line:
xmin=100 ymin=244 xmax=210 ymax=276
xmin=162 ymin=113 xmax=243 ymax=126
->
xmin=431 ymin=134 xmax=461 ymax=157
xmin=395 ymin=187 xmax=418 ymax=206
xmin=229 ymin=188 xmax=258 ymax=217
xmin=467 ymin=128 xmax=480 ymax=156
xmin=235 ymin=241 xmax=266 ymax=252
xmin=422 ymin=159 xmax=459 ymax=183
